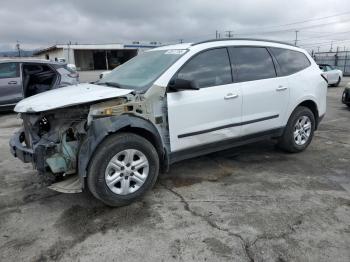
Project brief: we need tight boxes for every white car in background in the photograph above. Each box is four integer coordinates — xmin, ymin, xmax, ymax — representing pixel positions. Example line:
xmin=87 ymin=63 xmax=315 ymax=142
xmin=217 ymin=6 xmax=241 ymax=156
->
xmin=318 ymin=64 xmax=343 ymax=86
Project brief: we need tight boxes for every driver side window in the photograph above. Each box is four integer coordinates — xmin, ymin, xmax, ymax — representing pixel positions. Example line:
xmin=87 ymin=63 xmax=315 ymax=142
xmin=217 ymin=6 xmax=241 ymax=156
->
xmin=177 ymin=48 xmax=232 ymax=88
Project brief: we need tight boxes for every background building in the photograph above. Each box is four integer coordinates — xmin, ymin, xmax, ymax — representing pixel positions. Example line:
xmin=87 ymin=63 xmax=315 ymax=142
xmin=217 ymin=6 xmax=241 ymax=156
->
xmin=33 ymin=42 xmax=160 ymax=70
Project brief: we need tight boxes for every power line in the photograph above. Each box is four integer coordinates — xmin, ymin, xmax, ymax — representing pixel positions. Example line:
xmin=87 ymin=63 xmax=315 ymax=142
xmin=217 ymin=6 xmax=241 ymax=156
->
xmin=235 ymin=18 xmax=350 ymax=36
xmin=299 ymin=30 xmax=350 ymax=41
xmin=257 ymin=11 xmax=350 ymax=29
xmin=300 ymin=39 xmax=350 ymax=47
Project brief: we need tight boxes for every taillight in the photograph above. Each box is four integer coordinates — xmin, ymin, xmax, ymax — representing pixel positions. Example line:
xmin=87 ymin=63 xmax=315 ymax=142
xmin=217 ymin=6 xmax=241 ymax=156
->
xmin=321 ymin=73 xmax=328 ymax=83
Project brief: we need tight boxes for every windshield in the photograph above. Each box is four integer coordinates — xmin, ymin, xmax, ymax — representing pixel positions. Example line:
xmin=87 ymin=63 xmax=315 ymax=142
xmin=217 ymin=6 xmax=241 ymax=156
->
xmin=98 ymin=49 xmax=187 ymax=91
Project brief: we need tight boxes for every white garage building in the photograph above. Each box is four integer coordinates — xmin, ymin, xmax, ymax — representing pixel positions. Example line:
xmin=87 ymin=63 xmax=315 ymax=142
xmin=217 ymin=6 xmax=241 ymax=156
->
xmin=34 ymin=42 xmax=160 ymax=70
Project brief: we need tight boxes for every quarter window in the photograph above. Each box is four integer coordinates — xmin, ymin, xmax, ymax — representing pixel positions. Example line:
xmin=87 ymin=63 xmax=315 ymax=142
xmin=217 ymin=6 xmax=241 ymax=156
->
xmin=177 ymin=48 xmax=232 ymax=88
xmin=269 ymin=47 xmax=311 ymax=76
xmin=229 ymin=47 xmax=276 ymax=82
xmin=0 ymin=63 xmax=19 ymax=79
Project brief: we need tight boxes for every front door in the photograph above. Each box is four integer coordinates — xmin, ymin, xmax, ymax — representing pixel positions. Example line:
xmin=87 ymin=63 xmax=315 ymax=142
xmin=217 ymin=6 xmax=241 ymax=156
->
xmin=0 ymin=62 xmax=22 ymax=105
xmin=167 ymin=48 xmax=242 ymax=152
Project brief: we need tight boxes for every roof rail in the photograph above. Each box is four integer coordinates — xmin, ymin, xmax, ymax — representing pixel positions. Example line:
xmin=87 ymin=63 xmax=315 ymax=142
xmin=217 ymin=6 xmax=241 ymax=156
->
xmin=191 ymin=38 xmax=296 ymax=47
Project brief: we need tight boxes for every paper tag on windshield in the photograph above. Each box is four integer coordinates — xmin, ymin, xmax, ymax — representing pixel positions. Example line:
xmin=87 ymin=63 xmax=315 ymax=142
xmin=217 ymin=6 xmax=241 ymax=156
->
xmin=165 ymin=50 xmax=187 ymax=55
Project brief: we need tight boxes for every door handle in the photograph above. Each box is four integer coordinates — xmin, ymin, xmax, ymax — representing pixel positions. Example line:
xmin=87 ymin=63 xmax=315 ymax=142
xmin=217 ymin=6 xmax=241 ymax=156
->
xmin=8 ymin=81 xmax=17 ymax=85
xmin=276 ymin=85 xmax=288 ymax=91
xmin=224 ymin=93 xmax=239 ymax=99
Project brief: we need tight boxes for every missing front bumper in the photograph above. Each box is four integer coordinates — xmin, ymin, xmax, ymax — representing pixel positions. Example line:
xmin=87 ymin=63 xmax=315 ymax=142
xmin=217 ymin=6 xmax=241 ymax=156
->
xmin=9 ymin=130 xmax=34 ymax=163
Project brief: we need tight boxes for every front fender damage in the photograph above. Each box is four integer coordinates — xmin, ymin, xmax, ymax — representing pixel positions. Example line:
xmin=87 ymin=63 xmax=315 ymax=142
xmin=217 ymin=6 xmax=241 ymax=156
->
xmin=78 ymin=114 xmax=165 ymax=179
xmin=16 ymin=85 xmax=170 ymax=193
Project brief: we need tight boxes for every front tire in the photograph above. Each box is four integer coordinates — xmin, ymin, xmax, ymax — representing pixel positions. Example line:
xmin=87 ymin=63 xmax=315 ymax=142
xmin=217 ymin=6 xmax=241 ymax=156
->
xmin=87 ymin=133 xmax=159 ymax=207
xmin=277 ymin=106 xmax=315 ymax=153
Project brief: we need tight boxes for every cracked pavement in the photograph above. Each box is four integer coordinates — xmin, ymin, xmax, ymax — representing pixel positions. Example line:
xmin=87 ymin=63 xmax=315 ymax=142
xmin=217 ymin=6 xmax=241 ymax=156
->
xmin=1 ymin=79 xmax=350 ymax=261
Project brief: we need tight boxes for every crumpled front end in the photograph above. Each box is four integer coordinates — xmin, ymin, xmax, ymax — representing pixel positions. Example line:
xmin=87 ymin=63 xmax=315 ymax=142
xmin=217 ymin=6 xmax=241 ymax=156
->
xmin=10 ymin=107 xmax=89 ymax=178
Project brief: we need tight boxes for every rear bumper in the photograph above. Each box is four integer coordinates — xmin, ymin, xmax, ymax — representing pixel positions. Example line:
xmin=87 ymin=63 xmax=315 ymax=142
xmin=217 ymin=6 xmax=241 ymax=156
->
xmin=342 ymin=88 xmax=350 ymax=105
xmin=9 ymin=130 xmax=34 ymax=163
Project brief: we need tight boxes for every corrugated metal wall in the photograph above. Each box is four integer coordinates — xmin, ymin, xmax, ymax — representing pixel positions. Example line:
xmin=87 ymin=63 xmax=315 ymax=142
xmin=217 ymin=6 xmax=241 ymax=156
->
xmin=313 ymin=51 xmax=350 ymax=76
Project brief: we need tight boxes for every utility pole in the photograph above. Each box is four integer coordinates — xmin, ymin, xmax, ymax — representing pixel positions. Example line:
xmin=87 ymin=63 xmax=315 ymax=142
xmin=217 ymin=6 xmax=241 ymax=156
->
xmin=294 ymin=30 xmax=299 ymax=46
xmin=225 ymin=30 xmax=234 ymax=38
xmin=330 ymin=41 xmax=333 ymax=52
xmin=67 ymin=41 xmax=72 ymax=64
xmin=344 ymin=49 xmax=348 ymax=74
xmin=215 ymin=30 xmax=218 ymax=39
xmin=16 ymin=40 xmax=21 ymax=57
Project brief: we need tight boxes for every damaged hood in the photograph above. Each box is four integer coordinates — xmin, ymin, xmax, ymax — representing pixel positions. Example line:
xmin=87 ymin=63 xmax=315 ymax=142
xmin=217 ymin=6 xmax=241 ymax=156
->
xmin=14 ymin=83 xmax=133 ymax=113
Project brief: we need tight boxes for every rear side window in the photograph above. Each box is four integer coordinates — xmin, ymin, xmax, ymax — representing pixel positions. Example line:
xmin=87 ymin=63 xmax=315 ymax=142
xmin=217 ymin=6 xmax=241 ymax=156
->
xmin=269 ymin=48 xmax=311 ymax=76
xmin=177 ymin=48 xmax=232 ymax=88
xmin=0 ymin=62 xmax=19 ymax=79
xmin=229 ymin=47 xmax=276 ymax=82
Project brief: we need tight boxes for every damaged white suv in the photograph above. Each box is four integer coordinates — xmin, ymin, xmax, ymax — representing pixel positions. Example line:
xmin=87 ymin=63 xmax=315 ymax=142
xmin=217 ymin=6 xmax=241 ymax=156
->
xmin=10 ymin=39 xmax=327 ymax=206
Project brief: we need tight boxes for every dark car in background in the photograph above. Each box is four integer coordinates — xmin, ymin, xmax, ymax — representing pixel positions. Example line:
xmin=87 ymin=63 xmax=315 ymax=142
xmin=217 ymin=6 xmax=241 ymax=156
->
xmin=342 ymin=83 xmax=350 ymax=108
xmin=0 ymin=59 xmax=79 ymax=110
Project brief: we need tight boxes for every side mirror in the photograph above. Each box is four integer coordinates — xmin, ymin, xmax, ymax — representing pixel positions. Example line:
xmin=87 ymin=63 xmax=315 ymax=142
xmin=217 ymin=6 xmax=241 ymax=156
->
xmin=168 ymin=78 xmax=199 ymax=91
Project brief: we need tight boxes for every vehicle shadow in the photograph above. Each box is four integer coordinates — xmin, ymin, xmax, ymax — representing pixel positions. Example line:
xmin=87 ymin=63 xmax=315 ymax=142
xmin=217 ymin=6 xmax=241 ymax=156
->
xmin=158 ymin=139 xmax=284 ymax=188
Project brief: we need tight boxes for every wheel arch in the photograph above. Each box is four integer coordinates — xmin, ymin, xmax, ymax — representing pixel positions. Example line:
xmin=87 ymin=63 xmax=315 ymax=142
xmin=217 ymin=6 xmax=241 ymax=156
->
xmin=295 ymin=99 xmax=320 ymax=129
xmin=78 ymin=114 xmax=168 ymax=180
xmin=118 ymin=125 xmax=167 ymax=169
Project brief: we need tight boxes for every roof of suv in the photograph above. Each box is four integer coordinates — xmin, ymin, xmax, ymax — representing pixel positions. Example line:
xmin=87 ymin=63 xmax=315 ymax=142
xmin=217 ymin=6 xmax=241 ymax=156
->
xmin=0 ymin=58 xmax=63 ymax=65
xmin=191 ymin=38 xmax=295 ymax=47
xmin=153 ymin=38 xmax=302 ymax=52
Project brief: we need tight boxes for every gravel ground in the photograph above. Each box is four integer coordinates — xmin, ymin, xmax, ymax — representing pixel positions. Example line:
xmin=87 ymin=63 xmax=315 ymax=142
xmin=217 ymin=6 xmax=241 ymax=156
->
xmin=0 ymin=79 xmax=349 ymax=262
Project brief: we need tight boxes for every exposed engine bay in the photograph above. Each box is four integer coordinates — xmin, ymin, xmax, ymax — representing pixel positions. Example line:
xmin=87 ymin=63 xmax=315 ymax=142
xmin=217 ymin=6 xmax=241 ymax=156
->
xmin=21 ymin=107 xmax=89 ymax=175
xmin=13 ymin=87 xmax=169 ymax=193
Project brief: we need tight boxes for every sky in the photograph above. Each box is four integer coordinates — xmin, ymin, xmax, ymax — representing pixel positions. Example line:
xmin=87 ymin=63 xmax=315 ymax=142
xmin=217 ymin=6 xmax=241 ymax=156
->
xmin=1 ymin=0 xmax=350 ymax=52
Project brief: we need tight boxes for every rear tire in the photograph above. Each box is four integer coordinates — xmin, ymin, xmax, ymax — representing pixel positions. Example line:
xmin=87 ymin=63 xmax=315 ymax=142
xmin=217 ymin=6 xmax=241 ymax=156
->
xmin=277 ymin=106 xmax=315 ymax=153
xmin=87 ymin=133 xmax=159 ymax=207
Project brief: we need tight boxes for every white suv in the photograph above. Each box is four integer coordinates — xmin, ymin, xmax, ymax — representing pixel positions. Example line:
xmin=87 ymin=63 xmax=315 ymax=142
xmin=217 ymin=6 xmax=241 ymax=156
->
xmin=10 ymin=39 xmax=327 ymax=206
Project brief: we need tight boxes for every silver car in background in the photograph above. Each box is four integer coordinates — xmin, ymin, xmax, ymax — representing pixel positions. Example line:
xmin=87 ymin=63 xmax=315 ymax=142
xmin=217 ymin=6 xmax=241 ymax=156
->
xmin=0 ymin=59 xmax=79 ymax=110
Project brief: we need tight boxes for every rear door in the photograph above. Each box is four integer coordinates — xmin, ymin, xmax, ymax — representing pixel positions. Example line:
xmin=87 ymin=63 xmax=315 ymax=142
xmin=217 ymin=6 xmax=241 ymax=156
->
xmin=228 ymin=46 xmax=289 ymax=135
xmin=167 ymin=48 xmax=242 ymax=152
xmin=0 ymin=62 xmax=22 ymax=105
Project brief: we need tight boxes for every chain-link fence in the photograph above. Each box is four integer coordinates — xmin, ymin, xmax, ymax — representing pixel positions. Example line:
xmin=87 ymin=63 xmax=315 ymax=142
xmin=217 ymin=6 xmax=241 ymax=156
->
xmin=313 ymin=51 xmax=350 ymax=76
